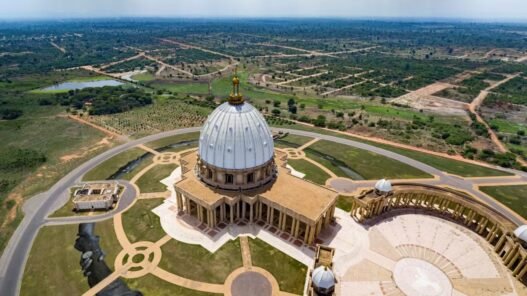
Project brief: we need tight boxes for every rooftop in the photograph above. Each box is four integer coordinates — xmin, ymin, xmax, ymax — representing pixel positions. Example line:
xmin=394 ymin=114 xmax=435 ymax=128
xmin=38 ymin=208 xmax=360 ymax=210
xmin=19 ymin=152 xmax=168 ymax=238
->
xmin=176 ymin=149 xmax=337 ymax=223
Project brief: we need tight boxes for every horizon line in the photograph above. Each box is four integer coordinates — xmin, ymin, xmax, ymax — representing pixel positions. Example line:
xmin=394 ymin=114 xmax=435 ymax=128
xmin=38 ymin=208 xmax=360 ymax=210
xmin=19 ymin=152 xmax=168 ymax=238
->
xmin=1 ymin=16 xmax=527 ymax=24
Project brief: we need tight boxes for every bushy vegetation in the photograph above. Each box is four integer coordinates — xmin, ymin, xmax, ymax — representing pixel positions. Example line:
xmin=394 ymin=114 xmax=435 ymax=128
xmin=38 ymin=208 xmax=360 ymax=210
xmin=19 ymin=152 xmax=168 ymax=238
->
xmin=55 ymin=86 xmax=152 ymax=115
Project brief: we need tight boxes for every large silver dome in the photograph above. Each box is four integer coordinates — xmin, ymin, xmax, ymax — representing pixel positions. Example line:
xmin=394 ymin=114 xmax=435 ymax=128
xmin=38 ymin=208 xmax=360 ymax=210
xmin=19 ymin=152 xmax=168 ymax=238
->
xmin=198 ymin=101 xmax=274 ymax=170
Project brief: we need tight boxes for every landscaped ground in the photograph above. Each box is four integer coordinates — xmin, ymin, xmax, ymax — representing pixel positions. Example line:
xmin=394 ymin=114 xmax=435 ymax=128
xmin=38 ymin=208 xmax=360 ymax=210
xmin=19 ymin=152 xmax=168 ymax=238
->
xmin=124 ymin=274 xmax=221 ymax=296
xmin=135 ymin=164 xmax=178 ymax=192
xmin=287 ymin=158 xmax=330 ymax=185
xmin=249 ymin=238 xmax=307 ymax=294
xmin=336 ymin=195 xmax=354 ymax=212
xmin=20 ymin=219 xmax=120 ymax=296
xmin=305 ymin=140 xmax=432 ymax=180
xmin=274 ymin=134 xmax=313 ymax=149
xmin=122 ymin=198 xmax=166 ymax=243
xmin=159 ymin=239 xmax=243 ymax=284
xmin=145 ymin=132 xmax=200 ymax=151
xmin=278 ymin=123 xmax=511 ymax=177
xmin=83 ymin=148 xmax=151 ymax=181
xmin=480 ymin=185 xmax=527 ymax=219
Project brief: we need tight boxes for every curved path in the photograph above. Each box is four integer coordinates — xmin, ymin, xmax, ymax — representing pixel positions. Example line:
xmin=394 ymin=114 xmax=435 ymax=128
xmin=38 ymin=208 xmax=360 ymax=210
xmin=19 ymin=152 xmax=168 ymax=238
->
xmin=1 ymin=127 xmax=526 ymax=295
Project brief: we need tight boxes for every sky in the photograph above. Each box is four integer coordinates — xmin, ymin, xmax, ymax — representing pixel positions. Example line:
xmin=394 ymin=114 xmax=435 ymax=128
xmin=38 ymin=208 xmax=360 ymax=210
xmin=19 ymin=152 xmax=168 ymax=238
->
xmin=0 ymin=0 xmax=526 ymax=21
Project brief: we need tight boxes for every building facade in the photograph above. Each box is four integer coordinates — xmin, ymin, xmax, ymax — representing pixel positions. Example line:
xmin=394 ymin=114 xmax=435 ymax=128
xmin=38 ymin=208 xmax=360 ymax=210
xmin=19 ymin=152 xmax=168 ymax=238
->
xmin=173 ymin=73 xmax=338 ymax=244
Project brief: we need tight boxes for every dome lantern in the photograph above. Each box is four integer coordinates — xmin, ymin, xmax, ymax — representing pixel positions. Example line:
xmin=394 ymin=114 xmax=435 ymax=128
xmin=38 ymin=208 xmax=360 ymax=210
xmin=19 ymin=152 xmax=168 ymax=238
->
xmin=228 ymin=67 xmax=244 ymax=105
xmin=375 ymin=179 xmax=392 ymax=194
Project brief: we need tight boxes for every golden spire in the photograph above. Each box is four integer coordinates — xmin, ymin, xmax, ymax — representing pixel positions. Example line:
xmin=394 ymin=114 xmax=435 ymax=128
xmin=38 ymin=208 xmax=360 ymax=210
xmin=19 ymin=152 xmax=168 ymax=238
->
xmin=228 ymin=66 xmax=244 ymax=105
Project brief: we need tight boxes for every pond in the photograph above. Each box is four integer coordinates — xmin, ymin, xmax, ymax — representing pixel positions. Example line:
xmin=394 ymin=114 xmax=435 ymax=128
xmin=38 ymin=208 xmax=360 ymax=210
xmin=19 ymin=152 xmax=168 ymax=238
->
xmin=42 ymin=79 xmax=123 ymax=91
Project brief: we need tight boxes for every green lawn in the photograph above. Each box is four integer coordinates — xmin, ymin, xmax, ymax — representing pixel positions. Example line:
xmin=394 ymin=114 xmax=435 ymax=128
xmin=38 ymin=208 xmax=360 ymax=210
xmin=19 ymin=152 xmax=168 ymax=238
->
xmin=83 ymin=148 xmax=151 ymax=181
xmin=124 ymin=274 xmax=221 ymax=296
xmin=305 ymin=140 xmax=432 ymax=180
xmin=489 ymin=118 xmax=526 ymax=134
xmin=145 ymin=132 xmax=200 ymax=151
xmin=274 ymin=123 xmax=511 ymax=177
xmin=287 ymin=159 xmax=330 ymax=185
xmin=151 ymin=81 xmax=210 ymax=94
xmin=480 ymin=185 xmax=527 ymax=219
xmin=136 ymin=164 xmax=178 ymax=192
xmin=374 ymin=143 xmax=512 ymax=177
xmin=249 ymin=238 xmax=307 ymax=294
xmin=122 ymin=199 xmax=166 ymax=243
xmin=21 ymin=219 xmax=121 ymax=296
xmin=274 ymin=134 xmax=313 ymax=149
xmin=159 ymin=239 xmax=242 ymax=284
xmin=336 ymin=195 xmax=354 ymax=212
xmin=0 ymin=114 xmax=112 ymax=256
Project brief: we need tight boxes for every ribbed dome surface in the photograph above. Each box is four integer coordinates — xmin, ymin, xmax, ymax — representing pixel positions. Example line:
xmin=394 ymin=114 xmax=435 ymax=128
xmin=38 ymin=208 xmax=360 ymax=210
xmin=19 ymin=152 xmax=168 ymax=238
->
xmin=199 ymin=102 xmax=274 ymax=170
xmin=312 ymin=266 xmax=335 ymax=290
xmin=514 ymin=225 xmax=527 ymax=242
xmin=375 ymin=178 xmax=392 ymax=193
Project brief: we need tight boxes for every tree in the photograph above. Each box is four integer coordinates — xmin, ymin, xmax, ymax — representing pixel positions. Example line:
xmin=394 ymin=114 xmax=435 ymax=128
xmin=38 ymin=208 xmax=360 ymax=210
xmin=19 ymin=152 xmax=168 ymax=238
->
xmin=273 ymin=100 xmax=281 ymax=107
xmin=0 ymin=108 xmax=23 ymax=120
xmin=314 ymin=115 xmax=326 ymax=127
xmin=287 ymin=98 xmax=296 ymax=107
xmin=272 ymin=109 xmax=281 ymax=116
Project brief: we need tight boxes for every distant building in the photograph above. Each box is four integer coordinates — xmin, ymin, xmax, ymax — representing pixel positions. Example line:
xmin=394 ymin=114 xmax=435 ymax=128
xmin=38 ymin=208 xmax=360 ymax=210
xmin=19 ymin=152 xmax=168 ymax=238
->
xmin=72 ymin=182 xmax=120 ymax=211
xmin=173 ymin=71 xmax=338 ymax=244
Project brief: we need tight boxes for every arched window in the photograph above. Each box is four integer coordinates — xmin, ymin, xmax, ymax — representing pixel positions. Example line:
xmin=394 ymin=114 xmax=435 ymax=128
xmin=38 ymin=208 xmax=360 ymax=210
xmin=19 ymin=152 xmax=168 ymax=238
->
xmin=226 ymin=174 xmax=234 ymax=184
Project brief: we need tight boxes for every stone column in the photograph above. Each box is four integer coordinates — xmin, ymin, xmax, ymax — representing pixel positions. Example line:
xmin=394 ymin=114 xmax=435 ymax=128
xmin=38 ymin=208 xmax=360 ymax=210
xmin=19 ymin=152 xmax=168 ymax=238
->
xmin=304 ymin=225 xmax=311 ymax=244
xmin=230 ymin=204 xmax=234 ymax=224
xmin=270 ymin=207 xmax=275 ymax=226
xmin=176 ymin=191 xmax=183 ymax=211
xmin=250 ymin=203 xmax=254 ymax=223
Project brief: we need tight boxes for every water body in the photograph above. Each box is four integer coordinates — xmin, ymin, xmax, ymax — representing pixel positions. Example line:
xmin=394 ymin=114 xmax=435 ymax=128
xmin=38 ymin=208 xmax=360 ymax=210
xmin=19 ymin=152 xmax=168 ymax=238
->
xmin=157 ymin=140 xmax=199 ymax=153
xmin=306 ymin=149 xmax=365 ymax=180
xmin=43 ymin=79 xmax=123 ymax=91
xmin=107 ymin=152 xmax=151 ymax=180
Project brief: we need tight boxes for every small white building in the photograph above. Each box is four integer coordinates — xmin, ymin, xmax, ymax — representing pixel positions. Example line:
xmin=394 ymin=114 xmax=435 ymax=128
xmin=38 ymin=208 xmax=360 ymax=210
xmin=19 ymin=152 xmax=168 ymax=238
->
xmin=72 ymin=182 xmax=120 ymax=211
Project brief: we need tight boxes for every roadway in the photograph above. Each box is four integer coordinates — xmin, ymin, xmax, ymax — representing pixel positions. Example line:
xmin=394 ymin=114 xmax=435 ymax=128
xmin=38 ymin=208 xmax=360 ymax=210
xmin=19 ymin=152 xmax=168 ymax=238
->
xmin=0 ymin=126 xmax=526 ymax=295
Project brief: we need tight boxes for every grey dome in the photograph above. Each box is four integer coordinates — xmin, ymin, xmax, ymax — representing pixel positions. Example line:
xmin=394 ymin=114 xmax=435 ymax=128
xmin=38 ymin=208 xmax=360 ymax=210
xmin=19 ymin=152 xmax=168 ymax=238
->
xmin=514 ymin=225 xmax=527 ymax=242
xmin=375 ymin=179 xmax=392 ymax=193
xmin=312 ymin=265 xmax=336 ymax=290
xmin=199 ymin=101 xmax=274 ymax=170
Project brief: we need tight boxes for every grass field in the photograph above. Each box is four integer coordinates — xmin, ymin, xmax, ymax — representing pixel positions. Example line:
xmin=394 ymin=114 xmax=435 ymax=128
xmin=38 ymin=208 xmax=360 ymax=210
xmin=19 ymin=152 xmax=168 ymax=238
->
xmin=489 ymin=118 xmax=526 ymax=134
xmin=0 ymin=115 xmax=113 ymax=256
xmin=480 ymin=185 xmax=527 ymax=219
xmin=336 ymin=195 xmax=354 ymax=212
xmin=305 ymin=140 xmax=432 ymax=180
xmin=145 ymin=132 xmax=200 ymax=151
xmin=21 ymin=219 xmax=120 ymax=296
xmin=374 ymin=143 xmax=512 ymax=177
xmin=249 ymin=238 xmax=307 ymax=294
xmin=124 ymin=274 xmax=221 ymax=296
xmin=287 ymin=159 xmax=330 ymax=185
xmin=274 ymin=134 xmax=313 ymax=149
xmin=135 ymin=164 xmax=178 ymax=192
xmin=274 ymin=123 xmax=511 ymax=177
xmin=83 ymin=148 xmax=150 ymax=181
xmin=151 ymin=81 xmax=210 ymax=94
xmin=159 ymin=239 xmax=243 ymax=284
xmin=122 ymin=199 xmax=166 ymax=243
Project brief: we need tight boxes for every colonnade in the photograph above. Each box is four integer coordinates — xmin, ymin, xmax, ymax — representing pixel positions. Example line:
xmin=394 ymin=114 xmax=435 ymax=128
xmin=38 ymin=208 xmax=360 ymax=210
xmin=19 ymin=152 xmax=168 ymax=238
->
xmin=349 ymin=183 xmax=527 ymax=284
xmin=174 ymin=188 xmax=336 ymax=245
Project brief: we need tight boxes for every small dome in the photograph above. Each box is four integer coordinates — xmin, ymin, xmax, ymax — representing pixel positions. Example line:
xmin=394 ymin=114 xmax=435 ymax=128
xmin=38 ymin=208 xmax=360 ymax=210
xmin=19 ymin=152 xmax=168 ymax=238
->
xmin=199 ymin=101 xmax=274 ymax=170
xmin=514 ymin=225 xmax=527 ymax=242
xmin=312 ymin=266 xmax=335 ymax=290
xmin=375 ymin=179 xmax=392 ymax=193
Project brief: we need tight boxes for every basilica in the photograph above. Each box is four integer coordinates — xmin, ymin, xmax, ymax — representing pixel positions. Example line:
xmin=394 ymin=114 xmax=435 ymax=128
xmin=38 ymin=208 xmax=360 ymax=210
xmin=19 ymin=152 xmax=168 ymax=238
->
xmin=173 ymin=72 xmax=338 ymax=245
